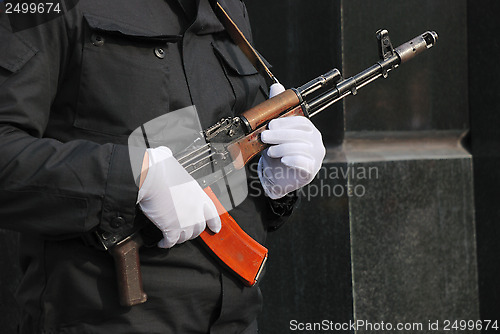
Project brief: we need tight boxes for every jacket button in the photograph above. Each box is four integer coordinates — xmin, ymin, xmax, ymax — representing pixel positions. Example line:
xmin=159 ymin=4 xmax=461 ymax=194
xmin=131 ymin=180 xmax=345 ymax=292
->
xmin=91 ymin=34 xmax=105 ymax=47
xmin=110 ymin=216 xmax=126 ymax=228
xmin=154 ymin=47 xmax=166 ymax=59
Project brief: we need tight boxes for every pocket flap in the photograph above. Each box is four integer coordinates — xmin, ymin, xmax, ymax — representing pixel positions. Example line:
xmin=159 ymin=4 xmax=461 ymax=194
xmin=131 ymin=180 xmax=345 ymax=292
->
xmin=0 ymin=24 xmax=38 ymax=73
xmin=83 ymin=13 xmax=181 ymax=43
xmin=212 ymin=39 xmax=259 ymax=76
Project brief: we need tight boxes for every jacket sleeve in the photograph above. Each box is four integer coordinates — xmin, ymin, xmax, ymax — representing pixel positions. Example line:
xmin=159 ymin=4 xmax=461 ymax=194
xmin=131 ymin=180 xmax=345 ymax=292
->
xmin=0 ymin=10 xmax=141 ymax=238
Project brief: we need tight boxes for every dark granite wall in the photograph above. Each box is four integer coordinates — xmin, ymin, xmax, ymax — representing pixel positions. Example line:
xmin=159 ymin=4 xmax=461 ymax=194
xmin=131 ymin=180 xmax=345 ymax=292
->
xmin=468 ymin=0 xmax=500 ymax=326
xmin=341 ymin=0 xmax=468 ymax=132
xmin=247 ymin=0 xmax=481 ymax=333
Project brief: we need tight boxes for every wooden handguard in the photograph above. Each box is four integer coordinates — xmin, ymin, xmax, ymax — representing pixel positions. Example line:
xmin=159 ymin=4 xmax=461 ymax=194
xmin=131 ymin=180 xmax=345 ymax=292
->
xmin=240 ymin=89 xmax=300 ymax=131
xmin=200 ymin=187 xmax=268 ymax=286
xmin=228 ymin=104 xmax=307 ymax=169
xmin=109 ymin=233 xmax=148 ymax=306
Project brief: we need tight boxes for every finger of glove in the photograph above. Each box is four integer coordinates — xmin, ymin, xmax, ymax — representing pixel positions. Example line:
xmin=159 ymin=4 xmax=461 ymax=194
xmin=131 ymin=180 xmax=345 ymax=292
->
xmin=261 ymin=129 xmax=312 ymax=145
xmin=189 ymin=222 xmax=205 ymax=240
xmin=176 ymin=229 xmax=193 ymax=245
xmin=269 ymin=83 xmax=286 ymax=98
xmin=267 ymin=143 xmax=313 ymax=159
xmin=170 ymin=180 xmax=213 ymax=229
xmin=204 ymin=202 xmax=221 ymax=233
xmin=281 ymin=155 xmax=315 ymax=178
xmin=206 ymin=216 xmax=222 ymax=234
xmin=268 ymin=116 xmax=314 ymax=132
xmin=158 ymin=229 xmax=181 ymax=248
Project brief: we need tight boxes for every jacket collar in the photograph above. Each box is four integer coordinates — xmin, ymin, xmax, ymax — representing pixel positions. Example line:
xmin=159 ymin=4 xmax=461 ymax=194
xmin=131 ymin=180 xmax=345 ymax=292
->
xmin=188 ymin=0 xmax=225 ymax=35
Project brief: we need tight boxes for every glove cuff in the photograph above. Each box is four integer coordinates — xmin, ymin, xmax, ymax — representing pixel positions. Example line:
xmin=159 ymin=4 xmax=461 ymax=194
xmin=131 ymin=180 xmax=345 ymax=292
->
xmin=137 ymin=147 xmax=173 ymax=204
xmin=258 ymin=155 xmax=286 ymax=199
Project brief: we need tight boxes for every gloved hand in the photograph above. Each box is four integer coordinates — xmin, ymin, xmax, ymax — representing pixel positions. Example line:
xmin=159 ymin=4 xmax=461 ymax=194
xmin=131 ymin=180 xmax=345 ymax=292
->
xmin=137 ymin=146 xmax=221 ymax=248
xmin=258 ymin=83 xmax=326 ymax=199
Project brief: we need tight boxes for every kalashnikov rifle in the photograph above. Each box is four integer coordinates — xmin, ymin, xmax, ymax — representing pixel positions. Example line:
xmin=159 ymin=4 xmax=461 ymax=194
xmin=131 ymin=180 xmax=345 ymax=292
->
xmin=105 ymin=29 xmax=438 ymax=306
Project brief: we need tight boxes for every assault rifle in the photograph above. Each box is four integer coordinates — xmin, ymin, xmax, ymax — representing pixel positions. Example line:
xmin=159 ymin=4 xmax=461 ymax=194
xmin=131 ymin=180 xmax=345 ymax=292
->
xmin=102 ymin=29 xmax=438 ymax=306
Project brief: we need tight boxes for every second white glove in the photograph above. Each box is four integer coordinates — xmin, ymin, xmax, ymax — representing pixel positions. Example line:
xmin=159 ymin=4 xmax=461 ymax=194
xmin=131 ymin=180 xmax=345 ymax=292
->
xmin=137 ymin=146 xmax=221 ymax=248
xmin=258 ymin=116 xmax=326 ymax=199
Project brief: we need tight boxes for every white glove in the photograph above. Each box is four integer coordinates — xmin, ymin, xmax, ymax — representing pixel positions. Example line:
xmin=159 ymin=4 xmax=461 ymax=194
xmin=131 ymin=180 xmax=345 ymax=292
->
xmin=258 ymin=83 xmax=326 ymax=199
xmin=269 ymin=82 xmax=286 ymax=97
xmin=137 ymin=146 xmax=221 ymax=248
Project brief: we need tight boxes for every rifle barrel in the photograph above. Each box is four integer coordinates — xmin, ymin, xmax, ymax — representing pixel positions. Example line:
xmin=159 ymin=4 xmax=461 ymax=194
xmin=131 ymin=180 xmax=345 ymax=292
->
xmin=304 ymin=30 xmax=438 ymax=118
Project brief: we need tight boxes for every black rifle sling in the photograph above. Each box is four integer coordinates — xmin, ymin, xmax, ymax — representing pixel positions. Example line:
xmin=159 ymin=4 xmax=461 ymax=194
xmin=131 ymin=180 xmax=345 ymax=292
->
xmin=215 ymin=2 xmax=279 ymax=85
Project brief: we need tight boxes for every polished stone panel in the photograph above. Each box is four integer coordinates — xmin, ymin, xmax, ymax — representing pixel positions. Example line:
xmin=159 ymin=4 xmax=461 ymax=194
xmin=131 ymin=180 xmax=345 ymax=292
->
xmin=245 ymin=0 xmax=344 ymax=145
xmin=259 ymin=160 xmax=354 ymax=333
xmin=346 ymin=135 xmax=479 ymax=332
xmin=341 ymin=0 xmax=468 ymax=132
xmin=248 ymin=0 xmax=480 ymax=333
xmin=468 ymin=0 xmax=500 ymax=322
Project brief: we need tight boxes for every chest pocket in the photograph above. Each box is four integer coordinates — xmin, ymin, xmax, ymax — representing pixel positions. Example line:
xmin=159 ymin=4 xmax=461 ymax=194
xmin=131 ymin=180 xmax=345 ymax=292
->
xmin=0 ymin=23 xmax=38 ymax=86
xmin=74 ymin=14 xmax=181 ymax=136
xmin=211 ymin=38 xmax=268 ymax=116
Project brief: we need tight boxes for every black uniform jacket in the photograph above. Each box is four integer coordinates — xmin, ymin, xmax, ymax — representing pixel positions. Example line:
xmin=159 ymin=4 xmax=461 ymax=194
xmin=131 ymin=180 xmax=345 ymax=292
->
xmin=0 ymin=0 xmax=282 ymax=332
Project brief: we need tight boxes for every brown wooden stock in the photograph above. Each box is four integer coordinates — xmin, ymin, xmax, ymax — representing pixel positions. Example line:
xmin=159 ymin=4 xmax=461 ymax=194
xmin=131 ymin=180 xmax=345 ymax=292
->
xmin=240 ymin=89 xmax=300 ymax=131
xmin=228 ymin=104 xmax=307 ymax=169
xmin=109 ymin=234 xmax=148 ymax=307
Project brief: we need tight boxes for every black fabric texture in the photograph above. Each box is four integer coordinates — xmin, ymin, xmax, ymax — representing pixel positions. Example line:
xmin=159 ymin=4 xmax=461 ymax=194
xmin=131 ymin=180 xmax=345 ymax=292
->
xmin=0 ymin=0 xmax=290 ymax=332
